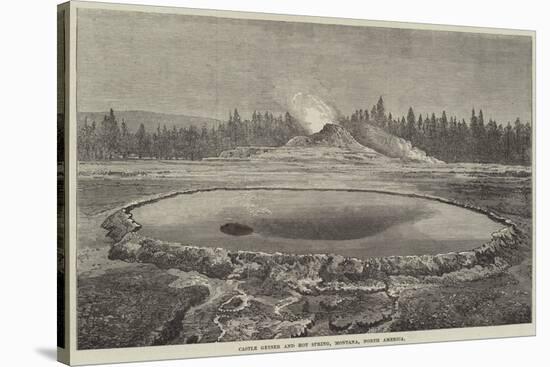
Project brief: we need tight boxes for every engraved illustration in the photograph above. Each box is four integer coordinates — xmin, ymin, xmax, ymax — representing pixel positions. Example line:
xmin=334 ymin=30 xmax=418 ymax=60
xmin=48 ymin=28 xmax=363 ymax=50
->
xmin=74 ymin=8 xmax=533 ymax=349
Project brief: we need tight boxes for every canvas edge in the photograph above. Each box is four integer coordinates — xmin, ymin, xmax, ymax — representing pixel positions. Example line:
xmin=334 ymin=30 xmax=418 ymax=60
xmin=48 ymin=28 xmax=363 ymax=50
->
xmin=57 ymin=1 xmax=71 ymax=365
xmin=61 ymin=1 xmax=537 ymax=365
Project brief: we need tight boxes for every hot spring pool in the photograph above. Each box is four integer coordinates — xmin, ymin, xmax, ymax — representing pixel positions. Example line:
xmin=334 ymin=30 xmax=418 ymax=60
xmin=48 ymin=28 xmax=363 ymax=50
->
xmin=130 ymin=189 xmax=503 ymax=258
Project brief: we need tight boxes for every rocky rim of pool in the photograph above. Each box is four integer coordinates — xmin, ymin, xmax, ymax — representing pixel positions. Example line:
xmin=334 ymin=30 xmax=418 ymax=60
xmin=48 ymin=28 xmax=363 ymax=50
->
xmin=101 ymin=187 xmax=526 ymax=289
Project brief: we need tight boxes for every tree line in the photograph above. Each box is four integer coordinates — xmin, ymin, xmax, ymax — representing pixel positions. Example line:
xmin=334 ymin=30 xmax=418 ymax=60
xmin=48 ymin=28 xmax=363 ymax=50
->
xmin=78 ymin=98 xmax=532 ymax=165
xmin=341 ymin=97 xmax=532 ymax=165
xmin=77 ymin=108 xmax=307 ymax=161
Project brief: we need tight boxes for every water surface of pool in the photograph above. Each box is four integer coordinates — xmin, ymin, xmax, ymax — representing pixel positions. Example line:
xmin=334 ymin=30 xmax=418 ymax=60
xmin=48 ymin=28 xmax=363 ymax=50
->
xmin=131 ymin=189 xmax=503 ymax=258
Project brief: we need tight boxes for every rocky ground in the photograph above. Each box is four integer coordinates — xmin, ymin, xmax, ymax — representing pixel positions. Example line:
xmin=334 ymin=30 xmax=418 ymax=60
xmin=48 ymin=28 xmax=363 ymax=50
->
xmin=76 ymin=154 xmax=532 ymax=349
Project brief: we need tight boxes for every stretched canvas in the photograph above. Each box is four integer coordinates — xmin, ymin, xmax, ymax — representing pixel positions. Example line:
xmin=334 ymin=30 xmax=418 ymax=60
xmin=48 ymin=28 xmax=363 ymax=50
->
xmin=57 ymin=1 xmax=536 ymax=365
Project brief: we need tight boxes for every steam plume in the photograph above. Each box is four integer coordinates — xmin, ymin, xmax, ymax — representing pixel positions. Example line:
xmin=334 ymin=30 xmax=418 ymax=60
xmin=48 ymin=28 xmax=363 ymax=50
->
xmin=289 ymin=93 xmax=339 ymax=133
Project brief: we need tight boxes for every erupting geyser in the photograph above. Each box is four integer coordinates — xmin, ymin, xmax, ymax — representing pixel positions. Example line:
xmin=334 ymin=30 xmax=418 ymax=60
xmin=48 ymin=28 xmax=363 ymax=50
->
xmin=285 ymin=92 xmax=443 ymax=163
xmin=289 ymin=92 xmax=339 ymax=133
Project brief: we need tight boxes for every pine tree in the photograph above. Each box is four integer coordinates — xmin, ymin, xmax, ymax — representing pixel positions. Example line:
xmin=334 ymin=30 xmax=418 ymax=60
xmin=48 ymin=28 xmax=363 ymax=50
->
xmin=135 ymin=123 xmax=147 ymax=159
xmin=375 ymin=96 xmax=386 ymax=126
xmin=486 ymin=119 xmax=500 ymax=162
xmin=477 ymin=110 xmax=487 ymax=161
xmin=399 ymin=116 xmax=406 ymax=137
xmin=154 ymin=124 xmax=162 ymax=159
xmin=370 ymin=105 xmax=377 ymax=125
xmin=405 ymin=107 xmax=416 ymax=142
xmin=469 ymin=109 xmax=479 ymax=161
xmin=457 ymin=118 xmax=469 ymax=161
xmin=90 ymin=121 xmax=97 ymax=160
xmin=199 ymin=124 xmax=209 ymax=158
xmin=120 ymin=119 xmax=131 ymax=159
xmin=447 ymin=116 xmax=459 ymax=162
xmin=170 ymin=125 xmax=178 ymax=159
xmin=437 ymin=111 xmax=448 ymax=159
xmin=523 ymin=122 xmax=532 ymax=164
xmin=77 ymin=118 xmax=89 ymax=160
xmin=503 ymin=122 xmax=514 ymax=162
xmin=514 ymin=118 xmax=525 ymax=163
xmin=417 ymin=114 xmax=424 ymax=135
xmin=99 ymin=109 xmax=120 ymax=159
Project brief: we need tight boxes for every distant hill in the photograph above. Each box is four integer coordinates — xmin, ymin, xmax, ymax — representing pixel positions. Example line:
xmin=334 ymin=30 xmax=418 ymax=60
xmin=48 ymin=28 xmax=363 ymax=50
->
xmin=77 ymin=110 xmax=221 ymax=132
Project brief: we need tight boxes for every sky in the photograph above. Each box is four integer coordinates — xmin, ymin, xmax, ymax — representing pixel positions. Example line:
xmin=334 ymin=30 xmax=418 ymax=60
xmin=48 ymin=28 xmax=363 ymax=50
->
xmin=76 ymin=8 xmax=533 ymax=126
